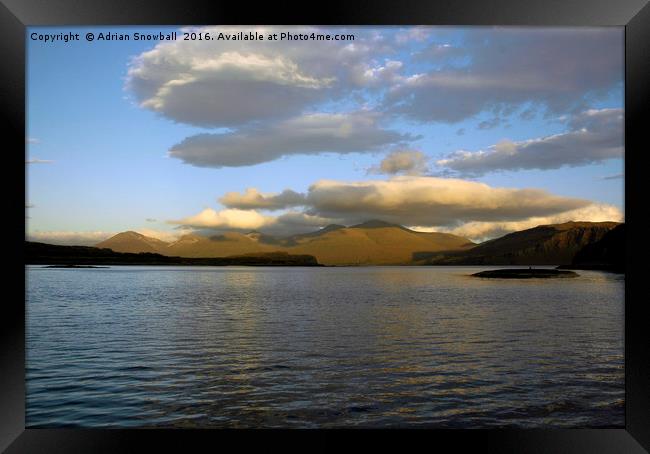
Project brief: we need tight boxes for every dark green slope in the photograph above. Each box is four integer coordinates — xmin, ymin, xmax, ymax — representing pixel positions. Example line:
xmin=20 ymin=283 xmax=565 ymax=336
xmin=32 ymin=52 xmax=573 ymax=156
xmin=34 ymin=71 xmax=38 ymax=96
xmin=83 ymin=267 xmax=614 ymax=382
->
xmin=559 ymin=224 xmax=625 ymax=272
xmin=423 ymin=221 xmax=620 ymax=266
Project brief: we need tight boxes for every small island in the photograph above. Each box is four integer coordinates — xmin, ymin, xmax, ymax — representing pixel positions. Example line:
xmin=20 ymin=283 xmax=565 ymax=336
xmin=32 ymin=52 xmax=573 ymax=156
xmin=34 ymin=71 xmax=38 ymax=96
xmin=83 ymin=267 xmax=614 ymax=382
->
xmin=472 ymin=269 xmax=579 ymax=279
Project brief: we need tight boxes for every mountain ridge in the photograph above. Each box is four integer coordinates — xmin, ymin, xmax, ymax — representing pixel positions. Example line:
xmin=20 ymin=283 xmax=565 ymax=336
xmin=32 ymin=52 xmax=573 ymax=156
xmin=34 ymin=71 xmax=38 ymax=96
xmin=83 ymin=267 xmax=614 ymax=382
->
xmin=94 ymin=220 xmax=622 ymax=266
xmin=420 ymin=221 xmax=621 ymax=265
xmin=96 ymin=222 xmax=475 ymax=265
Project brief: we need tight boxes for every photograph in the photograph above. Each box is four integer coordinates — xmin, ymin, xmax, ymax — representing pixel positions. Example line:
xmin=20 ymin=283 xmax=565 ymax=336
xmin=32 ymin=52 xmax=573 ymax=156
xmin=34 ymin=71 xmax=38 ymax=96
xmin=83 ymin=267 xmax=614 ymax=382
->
xmin=23 ymin=25 xmax=629 ymax=430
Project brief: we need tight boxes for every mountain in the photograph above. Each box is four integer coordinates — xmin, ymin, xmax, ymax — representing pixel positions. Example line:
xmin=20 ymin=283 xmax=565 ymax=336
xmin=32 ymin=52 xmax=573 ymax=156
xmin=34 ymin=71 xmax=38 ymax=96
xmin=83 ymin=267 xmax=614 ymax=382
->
xmin=95 ymin=231 xmax=169 ymax=254
xmin=282 ymin=224 xmax=346 ymax=245
xmin=165 ymin=232 xmax=279 ymax=258
xmin=93 ymin=221 xmax=621 ymax=266
xmin=560 ymin=223 xmax=625 ymax=272
xmin=94 ymin=223 xmax=475 ymax=265
xmin=350 ymin=219 xmax=409 ymax=230
xmin=285 ymin=223 xmax=475 ymax=265
xmin=423 ymin=221 xmax=621 ymax=266
xmin=96 ymin=231 xmax=284 ymax=258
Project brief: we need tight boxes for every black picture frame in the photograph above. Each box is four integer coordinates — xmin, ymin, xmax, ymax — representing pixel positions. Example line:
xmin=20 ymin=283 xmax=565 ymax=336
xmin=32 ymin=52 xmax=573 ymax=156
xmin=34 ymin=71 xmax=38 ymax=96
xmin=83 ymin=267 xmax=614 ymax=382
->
xmin=3 ymin=0 xmax=648 ymax=451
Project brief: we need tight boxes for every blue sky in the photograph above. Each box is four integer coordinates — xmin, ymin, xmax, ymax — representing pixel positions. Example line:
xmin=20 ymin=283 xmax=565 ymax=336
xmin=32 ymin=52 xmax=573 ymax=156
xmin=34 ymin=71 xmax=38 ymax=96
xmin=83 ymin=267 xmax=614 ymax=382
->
xmin=26 ymin=26 xmax=624 ymax=244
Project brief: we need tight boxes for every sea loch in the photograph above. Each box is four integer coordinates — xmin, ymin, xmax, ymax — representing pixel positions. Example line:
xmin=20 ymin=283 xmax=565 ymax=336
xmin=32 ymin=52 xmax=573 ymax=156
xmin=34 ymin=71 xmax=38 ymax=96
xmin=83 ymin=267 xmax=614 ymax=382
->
xmin=26 ymin=265 xmax=624 ymax=428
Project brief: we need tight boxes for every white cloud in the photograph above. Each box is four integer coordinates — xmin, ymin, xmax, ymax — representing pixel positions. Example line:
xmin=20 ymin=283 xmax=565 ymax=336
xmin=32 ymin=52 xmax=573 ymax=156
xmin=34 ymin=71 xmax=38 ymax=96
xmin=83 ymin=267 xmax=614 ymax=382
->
xmin=126 ymin=27 xmax=623 ymax=132
xmin=126 ymin=26 xmax=387 ymax=128
xmin=437 ymin=108 xmax=623 ymax=175
xmin=26 ymin=158 xmax=53 ymax=164
xmin=125 ymin=26 xmax=623 ymax=172
xmin=384 ymin=28 xmax=623 ymax=123
xmin=395 ymin=27 xmax=431 ymax=44
xmin=169 ymin=112 xmax=413 ymax=168
xmin=168 ymin=207 xmax=340 ymax=236
xmin=412 ymin=43 xmax=465 ymax=61
xmin=170 ymin=208 xmax=275 ymax=230
xmin=352 ymin=60 xmax=403 ymax=86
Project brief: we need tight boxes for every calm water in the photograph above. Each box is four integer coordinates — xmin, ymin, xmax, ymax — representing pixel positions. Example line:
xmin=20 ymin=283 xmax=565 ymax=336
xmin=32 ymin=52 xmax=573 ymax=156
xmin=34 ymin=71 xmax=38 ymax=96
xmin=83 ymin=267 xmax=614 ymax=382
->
xmin=26 ymin=265 xmax=624 ymax=428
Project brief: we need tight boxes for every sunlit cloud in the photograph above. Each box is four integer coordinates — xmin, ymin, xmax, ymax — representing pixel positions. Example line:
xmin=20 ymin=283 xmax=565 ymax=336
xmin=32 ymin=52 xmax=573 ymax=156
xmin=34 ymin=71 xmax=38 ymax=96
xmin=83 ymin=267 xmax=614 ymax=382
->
xmin=170 ymin=208 xmax=275 ymax=230
xmin=169 ymin=207 xmax=340 ymax=236
xmin=176 ymin=175 xmax=621 ymax=239
xmin=433 ymin=203 xmax=623 ymax=242
xmin=368 ymin=149 xmax=429 ymax=175
xmin=302 ymin=176 xmax=597 ymax=226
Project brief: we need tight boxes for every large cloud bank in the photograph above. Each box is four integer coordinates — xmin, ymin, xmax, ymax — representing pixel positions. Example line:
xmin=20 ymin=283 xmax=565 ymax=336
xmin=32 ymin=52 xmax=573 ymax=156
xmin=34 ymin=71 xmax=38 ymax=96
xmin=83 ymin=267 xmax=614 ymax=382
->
xmin=126 ymin=27 xmax=623 ymax=169
xmin=171 ymin=176 xmax=623 ymax=240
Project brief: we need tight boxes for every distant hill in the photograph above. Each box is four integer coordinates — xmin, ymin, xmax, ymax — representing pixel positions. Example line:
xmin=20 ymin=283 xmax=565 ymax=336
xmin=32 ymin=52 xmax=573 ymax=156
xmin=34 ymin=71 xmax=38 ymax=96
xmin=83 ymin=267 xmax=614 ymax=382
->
xmin=286 ymin=221 xmax=474 ymax=265
xmin=422 ymin=221 xmax=620 ymax=266
xmin=93 ymin=221 xmax=474 ymax=266
xmin=25 ymin=241 xmax=320 ymax=266
xmin=559 ymin=223 xmax=625 ymax=272
xmin=90 ymin=220 xmax=622 ymax=266
xmin=282 ymin=224 xmax=346 ymax=245
xmin=96 ymin=230 xmax=283 ymax=257
xmin=96 ymin=231 xmax=169 ymax=253
xmin=165 ymin=232 xmax=280 ymax=258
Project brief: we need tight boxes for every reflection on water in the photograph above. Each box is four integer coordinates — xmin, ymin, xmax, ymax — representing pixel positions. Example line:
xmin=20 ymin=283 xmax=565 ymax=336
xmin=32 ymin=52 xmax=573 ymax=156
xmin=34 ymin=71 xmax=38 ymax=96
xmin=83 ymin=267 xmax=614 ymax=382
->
xmin=26 ymin=266 xmax=624 ymax=428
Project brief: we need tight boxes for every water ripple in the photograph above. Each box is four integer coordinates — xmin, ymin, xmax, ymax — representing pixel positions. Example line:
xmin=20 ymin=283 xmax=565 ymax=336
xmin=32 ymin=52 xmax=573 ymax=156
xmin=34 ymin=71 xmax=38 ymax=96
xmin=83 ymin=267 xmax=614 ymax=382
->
xmin=26 ymin=265 xmax=624 ymax=428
